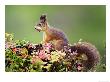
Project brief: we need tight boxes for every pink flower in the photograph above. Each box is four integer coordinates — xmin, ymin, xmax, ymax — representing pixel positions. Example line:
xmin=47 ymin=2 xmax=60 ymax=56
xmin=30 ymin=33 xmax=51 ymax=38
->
xmin=76 ymin=63 xmax=83 ymax=71
xmin=77 ymin=65 xmax=82 ymax=71
xmin=43 ymin=43 xmax=52 ymax=53
xmin=72 ymin=50 xmax=78 ymax=55
xmin=38 ymin=50 xmax=46 ymax=60
xmin=38 ymin=50 xmax=51 ymax=60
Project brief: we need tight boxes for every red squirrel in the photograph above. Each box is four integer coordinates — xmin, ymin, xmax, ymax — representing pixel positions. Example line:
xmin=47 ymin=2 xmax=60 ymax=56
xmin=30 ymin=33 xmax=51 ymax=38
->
xmin=34 ymin=14 xmax=100 ymax=71
xmin=35 ymin=14 xmax=68 ymax=50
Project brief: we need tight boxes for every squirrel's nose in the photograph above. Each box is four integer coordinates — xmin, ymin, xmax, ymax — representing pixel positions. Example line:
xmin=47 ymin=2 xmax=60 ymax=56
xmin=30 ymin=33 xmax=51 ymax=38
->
xmin=34 ymin=26 xmax=37 ymax=29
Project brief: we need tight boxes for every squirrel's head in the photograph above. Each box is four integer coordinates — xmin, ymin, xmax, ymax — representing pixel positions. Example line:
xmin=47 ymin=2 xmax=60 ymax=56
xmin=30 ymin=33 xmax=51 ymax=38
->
xmin=35 ymin=14 xmax=48 ymax=32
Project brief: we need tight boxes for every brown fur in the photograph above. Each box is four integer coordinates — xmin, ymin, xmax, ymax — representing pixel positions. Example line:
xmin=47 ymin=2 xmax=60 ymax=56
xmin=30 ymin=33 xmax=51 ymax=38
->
xmin=35 ymin=14 xmax=100 ymax=70
xmin=35 ymin=15 xmax=68 ymax=50
xmin=71 ymin=42 xmax=100 ymax=70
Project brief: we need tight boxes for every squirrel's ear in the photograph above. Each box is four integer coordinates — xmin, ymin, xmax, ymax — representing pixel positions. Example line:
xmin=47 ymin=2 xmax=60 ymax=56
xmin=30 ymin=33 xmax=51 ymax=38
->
xmin=40 ymin=14 xmax=47 ymax=22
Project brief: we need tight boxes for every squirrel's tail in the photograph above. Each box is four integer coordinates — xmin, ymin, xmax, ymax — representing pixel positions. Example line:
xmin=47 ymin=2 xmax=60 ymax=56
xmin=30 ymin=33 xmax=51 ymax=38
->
xmin=70 ymin=42 xmax=100 ymax=70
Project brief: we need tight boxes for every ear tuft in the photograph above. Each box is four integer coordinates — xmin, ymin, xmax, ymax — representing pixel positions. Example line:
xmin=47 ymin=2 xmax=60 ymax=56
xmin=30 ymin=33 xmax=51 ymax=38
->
xmin=40 ymin=14 xmax=47 ymax=22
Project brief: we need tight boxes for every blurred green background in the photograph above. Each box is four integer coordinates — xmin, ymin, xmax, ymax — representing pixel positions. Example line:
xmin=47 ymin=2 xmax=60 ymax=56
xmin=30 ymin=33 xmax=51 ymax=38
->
xmin=5 ymin=5 xmax=106 ymax=64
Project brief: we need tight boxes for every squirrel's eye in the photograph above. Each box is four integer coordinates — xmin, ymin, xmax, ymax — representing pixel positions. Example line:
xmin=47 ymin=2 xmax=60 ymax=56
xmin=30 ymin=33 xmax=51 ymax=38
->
xmin=39 ymin=23 xmax=41 ymax=26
